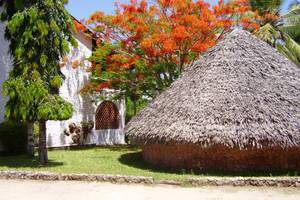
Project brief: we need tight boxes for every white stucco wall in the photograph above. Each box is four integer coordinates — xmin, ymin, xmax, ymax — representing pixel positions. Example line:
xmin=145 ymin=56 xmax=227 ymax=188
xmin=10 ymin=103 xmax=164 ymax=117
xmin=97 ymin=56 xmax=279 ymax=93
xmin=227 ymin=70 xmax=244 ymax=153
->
xmin=0 ymin=19 xmax=11 ymax=151
xmin=89 ymin=90 xmax=126 ymax=146
xmin=0 ymin=21 xmax=11 ymax=123
xmin=46 ymin=32 xmax=125 ymax=147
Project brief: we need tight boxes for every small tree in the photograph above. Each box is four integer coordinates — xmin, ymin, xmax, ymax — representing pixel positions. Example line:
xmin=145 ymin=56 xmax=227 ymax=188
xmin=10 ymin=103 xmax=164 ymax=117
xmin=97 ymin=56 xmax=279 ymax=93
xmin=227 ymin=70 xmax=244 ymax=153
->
xmin=3 ymin=76 xmax=73 ymax=163
xmin=1 ymin=0 xmax=77 ymax=164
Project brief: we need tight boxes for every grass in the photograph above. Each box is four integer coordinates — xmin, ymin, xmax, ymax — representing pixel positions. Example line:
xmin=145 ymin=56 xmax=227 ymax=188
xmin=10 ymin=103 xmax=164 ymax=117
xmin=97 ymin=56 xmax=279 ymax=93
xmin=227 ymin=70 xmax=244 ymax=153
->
xmin=0 ymin=146 xmax=192 ymax=181
xmin=0 ymin=146 xmax=299 ymax=182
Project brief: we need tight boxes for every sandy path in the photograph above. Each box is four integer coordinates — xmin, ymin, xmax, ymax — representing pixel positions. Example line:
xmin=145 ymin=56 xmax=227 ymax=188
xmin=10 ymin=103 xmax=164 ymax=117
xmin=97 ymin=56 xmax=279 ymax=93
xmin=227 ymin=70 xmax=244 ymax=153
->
xmin=0 ymin=179 xmax=300 ymax=200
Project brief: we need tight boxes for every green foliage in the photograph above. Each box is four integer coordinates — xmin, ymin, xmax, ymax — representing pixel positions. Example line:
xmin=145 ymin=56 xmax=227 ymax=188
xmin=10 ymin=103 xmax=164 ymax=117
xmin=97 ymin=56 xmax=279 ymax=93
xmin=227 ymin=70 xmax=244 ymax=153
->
xmin=81 ymin=120 xmax=94 ymax=140
xmin=49 ymin=75 xmax=63 ymax=89
xmin=3 ymin=76 xmax=48 ymax=121
xmin=255 ymin=23 xmax=280 ymax=46
xmin=38 ymin=96 xmax=73 ymax=121
xmin=87 ymin=42 xmax=179 ymax=111
xmin=3 ymin=1 xmax=76 ymax=81
xmin=281 ymin=3 xmax=300 ymax=44
xmin=284 ymin=34 xmax=300 ymax=60
xmin=250 ymin=0 xmax=283 ymax=15
xmin=252 ymin=0 xmax=300 ymax=67
xmin=256 ymin=23 xmax=300 ymax=66
xmin=3 ymin=76 xmax=73 ymax=121
xmin=1 ymin=0 xmax=75 ymax=163
xmin=1 ymin=0 xmax=76 ymax=122
xmin=125 ymin=97 xmax=149 ymax=123
xmin=0 ymin=147 xmax=299 ymax=180
xmin=289 ymin=0 xmax=300 ymax=10
xmin=0 ymin=121 xmax=27 ymax=155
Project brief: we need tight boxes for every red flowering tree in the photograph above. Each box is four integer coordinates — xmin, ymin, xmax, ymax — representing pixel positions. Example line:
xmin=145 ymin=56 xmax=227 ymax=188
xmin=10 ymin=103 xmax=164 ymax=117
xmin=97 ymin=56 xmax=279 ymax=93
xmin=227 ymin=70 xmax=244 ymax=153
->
xmin=82 ymin=0 xmax=262 ymax=115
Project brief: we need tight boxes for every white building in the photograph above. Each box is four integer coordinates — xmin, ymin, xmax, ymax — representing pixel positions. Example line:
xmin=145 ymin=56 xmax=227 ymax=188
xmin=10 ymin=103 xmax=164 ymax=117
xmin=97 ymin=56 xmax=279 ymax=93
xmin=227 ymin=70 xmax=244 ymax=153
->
xmin=0 ymin=21 xmax=10 ymax=123
xmin=0 ymin=19 xmax=125 ymax=148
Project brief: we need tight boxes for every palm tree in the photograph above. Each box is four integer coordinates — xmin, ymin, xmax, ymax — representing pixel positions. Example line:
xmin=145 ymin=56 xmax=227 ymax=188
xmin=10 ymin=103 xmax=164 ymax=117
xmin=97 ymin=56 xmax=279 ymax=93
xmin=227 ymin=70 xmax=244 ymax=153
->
xmin=280 ymin=1 xmax=300 ymax=44
xmin=289 ymin=0 xmax=300 ymax=9
xmin=250 ymin=0 xmax=300 ymax=66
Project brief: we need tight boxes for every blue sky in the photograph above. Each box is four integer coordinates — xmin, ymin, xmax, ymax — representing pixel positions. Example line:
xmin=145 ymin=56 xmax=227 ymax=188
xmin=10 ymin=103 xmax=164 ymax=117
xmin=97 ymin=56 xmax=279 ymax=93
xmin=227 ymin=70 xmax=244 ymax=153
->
xmin=66 ymin=0 xmax=293 ymax=20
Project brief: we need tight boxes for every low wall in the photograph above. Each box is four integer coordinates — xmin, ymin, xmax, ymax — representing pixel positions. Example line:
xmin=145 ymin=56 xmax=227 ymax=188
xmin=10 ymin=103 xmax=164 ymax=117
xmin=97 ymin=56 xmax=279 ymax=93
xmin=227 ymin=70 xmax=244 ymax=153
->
xmin=89 ymin=129 xmax=125 ymax=145
xmin=143 ymin=143 xmax=300 ymax=172
xmin=0 ymin=171 xmax=154 ymax=184
xmin=1 ymin=171 xmax=300 ymax=187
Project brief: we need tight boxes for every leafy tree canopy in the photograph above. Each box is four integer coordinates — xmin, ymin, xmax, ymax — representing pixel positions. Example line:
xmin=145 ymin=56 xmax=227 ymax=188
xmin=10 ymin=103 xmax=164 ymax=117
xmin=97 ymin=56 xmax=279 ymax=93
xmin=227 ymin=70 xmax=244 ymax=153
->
xmin=1 ymin=0 xmax=76 ymax=122
xmin=82 ymin=0 xmax=264 ymax=111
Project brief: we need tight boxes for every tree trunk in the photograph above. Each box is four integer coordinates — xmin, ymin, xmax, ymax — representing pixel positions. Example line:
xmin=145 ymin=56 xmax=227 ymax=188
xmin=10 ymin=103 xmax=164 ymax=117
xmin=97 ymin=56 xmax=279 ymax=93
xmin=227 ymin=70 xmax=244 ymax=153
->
xmin=133 ymin=100 xmax=137 ymax=116
xmin=179 ymin=55 xmax=184 ymax=73
xmin=26 ymin=122 xmax=35 ymax=157
xmin=38 ymin=120 xmax=48 ymax=165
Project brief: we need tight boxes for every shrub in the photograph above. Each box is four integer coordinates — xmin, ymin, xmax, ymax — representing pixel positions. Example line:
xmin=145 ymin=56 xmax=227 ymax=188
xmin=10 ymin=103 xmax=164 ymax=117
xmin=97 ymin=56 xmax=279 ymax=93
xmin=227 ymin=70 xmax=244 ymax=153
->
xmin=0 ymin=121 xmax=27 ymax=155
xmin=81 ymin=120 xmax=94 ymax=140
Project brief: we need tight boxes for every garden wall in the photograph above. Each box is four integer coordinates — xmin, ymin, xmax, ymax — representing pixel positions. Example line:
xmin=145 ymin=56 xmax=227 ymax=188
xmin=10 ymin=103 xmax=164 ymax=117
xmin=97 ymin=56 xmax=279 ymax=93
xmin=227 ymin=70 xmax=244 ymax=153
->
xmin=143 ymin=142 xmax=300 ymax=172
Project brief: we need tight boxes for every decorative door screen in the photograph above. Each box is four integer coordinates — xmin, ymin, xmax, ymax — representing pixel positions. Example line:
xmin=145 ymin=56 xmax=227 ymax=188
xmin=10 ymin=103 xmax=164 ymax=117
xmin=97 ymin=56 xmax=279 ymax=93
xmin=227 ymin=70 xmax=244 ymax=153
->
xmin=95 ymin=101 xmax=120 ymax=130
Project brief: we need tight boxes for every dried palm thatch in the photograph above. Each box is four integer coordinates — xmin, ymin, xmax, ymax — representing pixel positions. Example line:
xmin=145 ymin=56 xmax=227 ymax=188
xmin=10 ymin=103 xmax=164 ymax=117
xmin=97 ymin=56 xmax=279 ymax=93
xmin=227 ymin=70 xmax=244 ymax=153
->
xmin=126 ymin=29 xmax=300 ymax=149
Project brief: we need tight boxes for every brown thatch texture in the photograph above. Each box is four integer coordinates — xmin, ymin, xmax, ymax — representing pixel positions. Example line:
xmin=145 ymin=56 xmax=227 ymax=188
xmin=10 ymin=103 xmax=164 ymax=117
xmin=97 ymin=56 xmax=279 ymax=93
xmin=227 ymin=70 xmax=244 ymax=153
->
xmin=126 ymin=30 xmax=300 ymax=149
xmin=143 ymin=143 xmax=300 ymax=171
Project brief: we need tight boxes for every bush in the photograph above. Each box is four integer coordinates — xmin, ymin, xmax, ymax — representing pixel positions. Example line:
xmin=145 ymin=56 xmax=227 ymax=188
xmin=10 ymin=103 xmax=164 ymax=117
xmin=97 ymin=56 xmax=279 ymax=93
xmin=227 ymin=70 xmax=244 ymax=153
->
xmin=0 ymin=121 xmax=27 ymax=155
xmin=125 ymin=98 xmax=149 ymax=124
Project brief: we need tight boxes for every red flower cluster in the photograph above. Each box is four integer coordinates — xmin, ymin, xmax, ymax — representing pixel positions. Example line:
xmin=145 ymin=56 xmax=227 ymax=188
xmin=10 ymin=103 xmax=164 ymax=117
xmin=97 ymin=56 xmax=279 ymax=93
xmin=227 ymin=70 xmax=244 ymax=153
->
xmin=83 ymin=0 xmax=266 ymax=91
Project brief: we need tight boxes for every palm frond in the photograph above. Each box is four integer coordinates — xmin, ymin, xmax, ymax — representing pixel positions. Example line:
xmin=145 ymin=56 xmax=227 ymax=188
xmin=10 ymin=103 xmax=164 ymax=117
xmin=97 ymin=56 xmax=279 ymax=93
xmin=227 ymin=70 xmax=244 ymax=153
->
xmin=282 ymin=7 xmax=300 ymax=18
xmin=280 ymin=3 xmax=300 ymax=44
xmin=284 ymin=33 xmax=300 ymax=59
xmin=255 ymin=23 xmax=280 ymax=45
xmin=280 ymin=24 xmax=300 ymax=41
xmin=289 ymin=0 xmax=300 ymax=10
xmin=276 ymin=43 xmax=300 ymax=66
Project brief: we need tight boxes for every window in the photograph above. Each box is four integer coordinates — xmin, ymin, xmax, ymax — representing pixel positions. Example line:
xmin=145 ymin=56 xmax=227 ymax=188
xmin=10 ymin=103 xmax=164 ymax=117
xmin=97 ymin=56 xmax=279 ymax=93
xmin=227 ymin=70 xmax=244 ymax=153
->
xmin=95 ymin=101 xmax=120 ymax=130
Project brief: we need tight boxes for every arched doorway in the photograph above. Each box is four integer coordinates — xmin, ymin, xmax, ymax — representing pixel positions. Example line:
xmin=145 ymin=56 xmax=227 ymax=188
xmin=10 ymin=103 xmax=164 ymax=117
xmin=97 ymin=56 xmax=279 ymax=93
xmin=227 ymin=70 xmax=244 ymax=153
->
xmin=95 ymin=101 xmax=120 ymax=130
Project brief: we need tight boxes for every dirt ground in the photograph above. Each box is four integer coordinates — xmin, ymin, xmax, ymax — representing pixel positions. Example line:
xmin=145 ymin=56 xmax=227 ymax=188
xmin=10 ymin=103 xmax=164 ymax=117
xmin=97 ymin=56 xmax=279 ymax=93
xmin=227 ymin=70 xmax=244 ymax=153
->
xmin=0 ymin=179 xmax=300 ymax=200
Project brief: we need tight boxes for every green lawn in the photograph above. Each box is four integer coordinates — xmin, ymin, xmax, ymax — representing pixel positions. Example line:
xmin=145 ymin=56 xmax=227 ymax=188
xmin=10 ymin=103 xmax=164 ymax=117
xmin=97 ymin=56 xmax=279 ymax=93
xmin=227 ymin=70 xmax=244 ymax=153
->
xmin=0 ymin=146 xmax=192 ymax=181
xmin=0 ymin=146 xmax=298 ymax=181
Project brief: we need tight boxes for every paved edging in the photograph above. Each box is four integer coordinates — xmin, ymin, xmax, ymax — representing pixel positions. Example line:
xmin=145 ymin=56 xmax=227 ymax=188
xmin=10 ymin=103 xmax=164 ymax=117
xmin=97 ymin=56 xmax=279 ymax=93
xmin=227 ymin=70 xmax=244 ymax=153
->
xmin=188 ymin=177 xmax=300 ymax=187
xmin=0 ymin=171 xmax=154 ymax=184
xmin=1 ymin=171 xmax=300 ymax=187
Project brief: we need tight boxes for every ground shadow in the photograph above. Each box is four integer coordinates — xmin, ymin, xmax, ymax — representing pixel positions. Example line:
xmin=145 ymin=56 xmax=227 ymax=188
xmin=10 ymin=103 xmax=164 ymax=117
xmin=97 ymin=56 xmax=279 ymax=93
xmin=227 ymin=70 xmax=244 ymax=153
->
xmin=119 ymin=152 xmax=300 ymax=177
xmin=62 ymin=145 xmax=138 ymax=152
xmin=0 ymin=155 xmax=64 ymax=169
xmin=118 ymin=151 xmax=195 ymax=175
xmin=106 ymin=145 xmax=141 ymax=152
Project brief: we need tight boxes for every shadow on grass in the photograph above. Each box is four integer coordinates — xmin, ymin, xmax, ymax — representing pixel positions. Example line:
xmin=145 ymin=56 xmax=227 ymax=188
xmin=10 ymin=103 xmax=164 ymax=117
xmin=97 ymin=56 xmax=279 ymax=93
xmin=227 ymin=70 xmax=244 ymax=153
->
xmin=118 ymin=151 xmax=194 ymax=176
xmin=119 ymin=152 xmax=300 ymax=177
xmin=106 ymin=145 xmax=141 ymax=152
xmin=58 ymin=145 xmax=140 ymax=152
xmin=0 ymin=155 xmax=63 ymax=169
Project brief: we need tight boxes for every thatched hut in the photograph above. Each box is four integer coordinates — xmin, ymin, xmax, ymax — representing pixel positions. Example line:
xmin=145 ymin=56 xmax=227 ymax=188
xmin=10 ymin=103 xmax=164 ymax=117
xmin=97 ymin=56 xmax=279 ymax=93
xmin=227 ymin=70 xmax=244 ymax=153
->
xmin=125 ymin=30 xmax=300 ymax=172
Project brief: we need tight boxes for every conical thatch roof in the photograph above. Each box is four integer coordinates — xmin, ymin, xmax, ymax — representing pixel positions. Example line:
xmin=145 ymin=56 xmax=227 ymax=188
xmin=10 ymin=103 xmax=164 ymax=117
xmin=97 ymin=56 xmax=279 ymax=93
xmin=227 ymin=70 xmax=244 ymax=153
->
xmin=126 ymin=30 xmax=300 ymax=149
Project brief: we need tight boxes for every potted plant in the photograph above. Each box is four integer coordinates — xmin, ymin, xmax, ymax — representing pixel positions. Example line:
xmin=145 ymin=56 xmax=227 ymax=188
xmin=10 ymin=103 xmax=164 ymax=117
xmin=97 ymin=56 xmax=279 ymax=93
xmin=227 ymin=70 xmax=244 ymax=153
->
xmin=81 ymin=120 xmax=94 ymax=140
